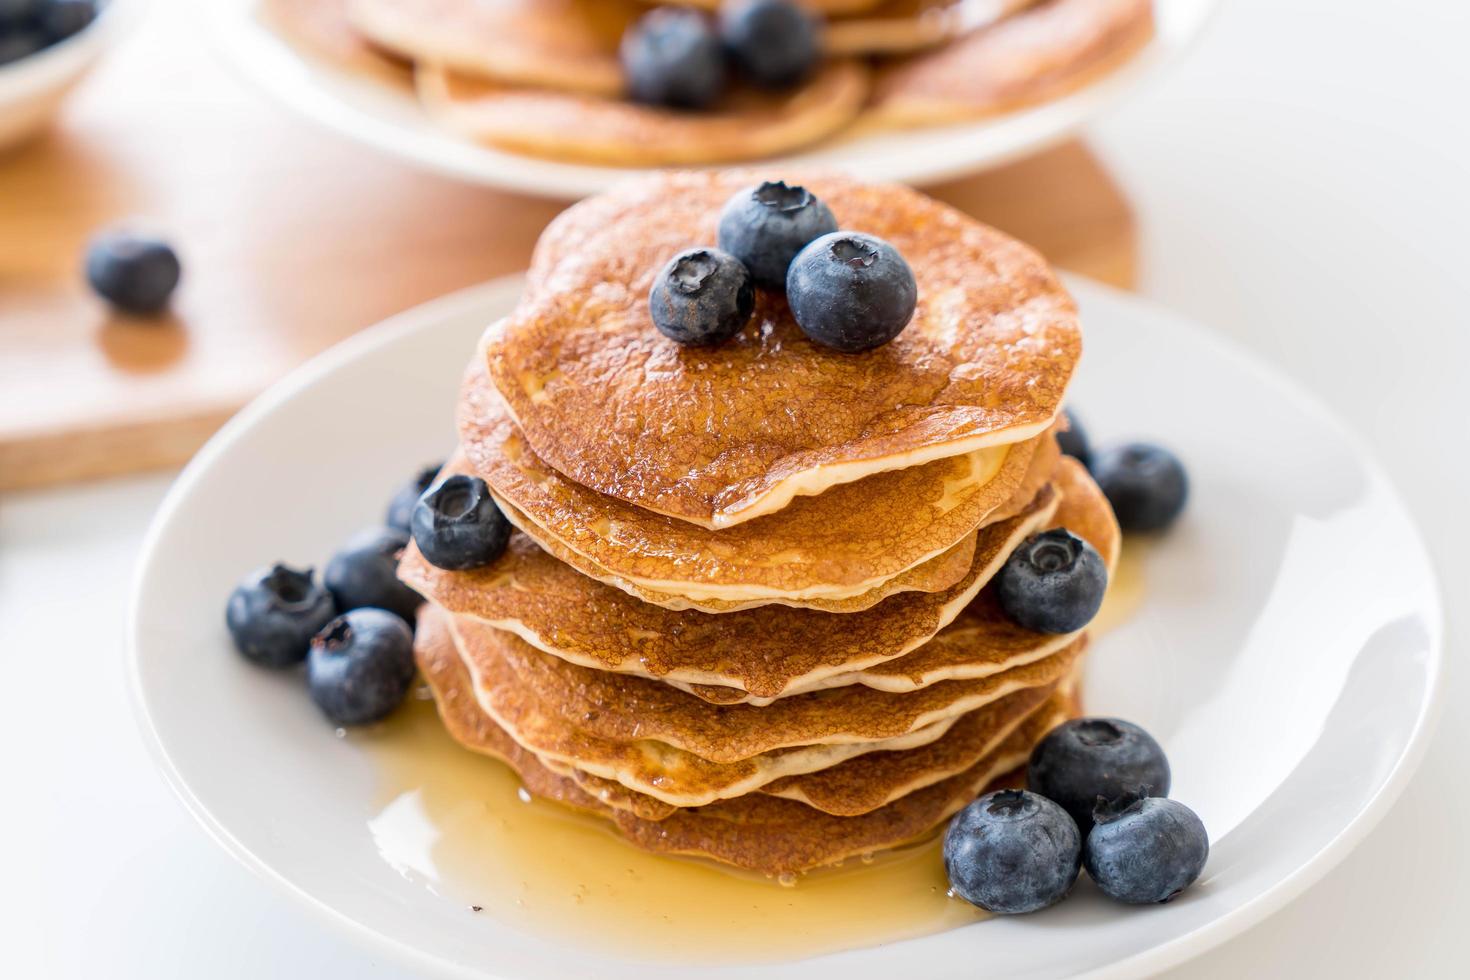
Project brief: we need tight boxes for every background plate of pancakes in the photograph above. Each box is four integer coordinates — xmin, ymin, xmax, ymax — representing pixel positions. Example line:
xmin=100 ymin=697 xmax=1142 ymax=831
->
xmin=201 ymin=0 xmax=1216 ymax=197
xmin=128 ymin=272 xmax=1442 ymax=978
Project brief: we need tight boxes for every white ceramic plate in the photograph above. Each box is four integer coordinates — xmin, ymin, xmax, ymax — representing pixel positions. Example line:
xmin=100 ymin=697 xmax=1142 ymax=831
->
xmin=129 ymin=275 xmax=1443 ymax=979
xmin=203 ymin=0 xmax=1216 ymax=198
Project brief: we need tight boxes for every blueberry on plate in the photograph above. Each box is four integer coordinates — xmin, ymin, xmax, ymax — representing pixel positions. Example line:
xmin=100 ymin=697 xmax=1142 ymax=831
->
xmin=307 ymin=608 xmax=416 ymax=726
xmin=944 ymin=789 xmax=1082 ymax=914
xmin=323 ymin=526 xmax=423 ymax=624
xmin=0 ymin=0 xmax=40 ymax=24
xmin=1056 ymin=408 xmax=1092 ymax=469
xmin=1091 ymin=442 xmax=1188 ymax=532
xmin=84 ymin=230 xmax=182 ymax=315
xmin=1085 ymin=791 xmax=1209 ymax=904
xmin=717 ymin=180 xmax=837 ymax=288
xmin=41 ymin=0 xmax=96 ymax=42
xmin=0 ymin=29 xmax=45 ymax=66
xmin=786 ymin=232 xmax=917 ymax=352
xmin=721 ymin=0 xmax=819 ymax=89
xmin=995 ymin=528 xmax=1107 ymax=634
xmin=386 ymin=461 xmax=444 ymax=534
xmin=620 ymin=7 xmax=726 ymax=110
xmin=649 ymin=247 xmax=755 ymax=345
xmin=1027 ymin=718 xmax=1171 ymax=833
xmin=411 ymin=474 xmax=511 ymax=570
xmin=225 ymin=563 xmax=336 ymax=668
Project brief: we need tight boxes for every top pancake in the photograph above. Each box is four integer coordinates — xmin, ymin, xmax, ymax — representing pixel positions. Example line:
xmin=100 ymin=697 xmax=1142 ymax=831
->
xmin=487 ymin=171 xmax=1080 ymax=528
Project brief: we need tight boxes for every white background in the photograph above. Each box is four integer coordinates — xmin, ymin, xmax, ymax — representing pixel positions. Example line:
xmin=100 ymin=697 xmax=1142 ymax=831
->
xmin=3 ymin=0 xmax=1467 ymax=975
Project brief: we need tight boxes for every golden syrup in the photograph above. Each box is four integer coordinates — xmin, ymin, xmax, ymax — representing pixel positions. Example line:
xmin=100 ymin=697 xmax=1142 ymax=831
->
xmin=360 ymin=697 xmax=986 ymax=964
xmin=1092 ymin=538 xmax=1147 ymax=635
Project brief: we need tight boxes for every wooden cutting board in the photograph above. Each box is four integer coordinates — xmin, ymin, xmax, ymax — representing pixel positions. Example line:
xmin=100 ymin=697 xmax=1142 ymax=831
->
xmin=0 ymin=4 xmax=1135 ymax=492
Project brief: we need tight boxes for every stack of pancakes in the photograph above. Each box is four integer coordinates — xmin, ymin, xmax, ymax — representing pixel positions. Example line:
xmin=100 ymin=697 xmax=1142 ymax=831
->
xmin=399 ymin=171 xmax=1119 ymax=876
xmin=265 ymin=0 xmax=1156 ymax=165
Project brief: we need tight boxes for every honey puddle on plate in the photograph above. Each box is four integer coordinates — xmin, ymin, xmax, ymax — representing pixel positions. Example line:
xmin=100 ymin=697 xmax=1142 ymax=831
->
xmin=359 ymin=544 xmax=1145 ymax=964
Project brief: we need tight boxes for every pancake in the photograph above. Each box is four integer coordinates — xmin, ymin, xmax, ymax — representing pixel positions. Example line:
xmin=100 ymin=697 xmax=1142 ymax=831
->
xmin=398 ymin=454 xmax=1061 ymax=702
xmin=450 ymin=609 xmax=1085 ymax=761
xmin=499 ymin=499 xmax=980 ymax=613
xmin=417 ymin=617 xmax=1067 ymax=875
xmin=259 ymin=0 xmax=411 ymax=83
xmin=416 ymin=60 xmax=869 ymax=167
xmin=682 ymin=0 xmax=888 ymax=13
xmin=457 ymin=357 xmax=1055 ymax=607
xmin=347 ymin=0 xmax=635 ymax=98
xmin=562 ymin=683 xmax=1065 ymax=819
xmin=763 ymin=684 xmax=1067 ymax=814
xmin=490 ymin=172 xmax=1080 ymax=528
xmin=443 ymin=607 xmax=976 ymax=807
xmin=798 ymin=457 xmax=1120 ymax=694
xmin=825 ymin=0 xmax=1040 ymax=56
xmin=867 ymin=0 xmax=1155 ymax=127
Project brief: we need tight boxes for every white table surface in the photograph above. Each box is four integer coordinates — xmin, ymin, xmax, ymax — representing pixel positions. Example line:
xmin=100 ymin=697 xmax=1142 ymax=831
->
xmin=4 ymin=0 xmax=1467 ymax=975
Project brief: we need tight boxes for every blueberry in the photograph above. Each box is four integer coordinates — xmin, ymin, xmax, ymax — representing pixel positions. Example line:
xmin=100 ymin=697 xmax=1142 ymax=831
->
xmin=1027 ymin=718 xmax=1171 ymax=833
xmin=84 ymin=230 xmax=182 ymax=315
xmin=721 ymin=0 xmax=819 ymax=89
xmin=1057 ymin=408 xmax=1092 ymax=469
xmin=0 ymin=0 xmax=41 ymax=24
xmin=411 ymin=474 xmax=511 ymax=570
xmin=1085 ymin=792 xmax=1208 ymax=904
xmin=323 ymin=526 xmax=422 ymax=624
xmin=386 ymin=461 xmax=444 ymax=534
xmin=620 ymin=8 xmax=726 ymax=110
xmin=40 ymin=0 xmax=95 ymax=43
xmin=944 ymin=789 xmax=1082 ymax=914
xmin=649 ymin=247 xmax=754 ymax=345
xmin=787 ymin=232 xmax=917 ymax=353
xmin=225 ymin=563 xmax=337 ymax=669
xmin=717 ymin=181 xmax=837 ymax=288
xmin=307 ymin=608 xmax=415 ymax=726
xmin=1092 ymin=442 xmax=1188 ymax=533
xmin=0 ymin=29 xmax=44 ymax=65
xmin=995 ymin=528 xmax=1107 ymax=634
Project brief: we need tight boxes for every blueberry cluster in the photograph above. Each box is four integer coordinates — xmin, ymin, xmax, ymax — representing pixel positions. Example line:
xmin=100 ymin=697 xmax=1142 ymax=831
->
xmin=943 ymin=719 xmax=1209 ymax=913
xmin=621 ymin=1 xmax=820 ymax=110
xmin=0 ymin=0 xmax=96 ymax=67
xmin=225 ymin=461 xmax=514 ymax=727
xmin=990 ymin=410 xmax=1189 ymax=634
xmin=650 ymin=180 xmax=919 ymax=353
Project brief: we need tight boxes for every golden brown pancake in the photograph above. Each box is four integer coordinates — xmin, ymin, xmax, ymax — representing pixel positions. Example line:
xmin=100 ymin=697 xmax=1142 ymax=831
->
xmin=443 ymin=607 xmax=972 ymax=807
xmin=500 ymin=506 xmax=980 ymax=614
xmin=762 ymin=683 xmax=1065 ymax=814
xmin=683 ymin=0 xmax=888 ymax=13
xmin=416 ymin=616 xmax=1072 ymax=874
xmin=259 ymin=0 xmax=411 ymax=83
xmin=398 ymin=454 xmax=1061 ymax=702
xmin=456 ymin=357 xmax=1054 ymax=607
xmin=824 ymin=0 xmax=1041 ymax=56
xmin=347 ymin=0 xmax=636 ymax=98
xmin=555 ymin=683 xmax=1061 ymax=819
xmin=867 ymin=0 xmax=1155 ymax=127
xmin=416 ymin=60 xmax=869 ymax=166
xmin=451 ymin=610 xmax=1084 ymax=761
xmin=802 ymin=457 xmax=1120 ymax=693
xmin=490 ymin=172 xmax=1080 ymax=528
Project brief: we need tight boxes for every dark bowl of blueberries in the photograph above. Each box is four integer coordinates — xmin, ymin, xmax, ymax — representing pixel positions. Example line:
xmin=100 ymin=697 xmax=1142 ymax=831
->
xmin=0 ymin=0 xmax=131 ymax=149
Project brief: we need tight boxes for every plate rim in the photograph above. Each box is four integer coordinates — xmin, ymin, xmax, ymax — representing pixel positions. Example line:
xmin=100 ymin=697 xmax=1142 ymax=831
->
xmin=126 ymin=273 xmax=1445 ymax=980
xmin=197 ymin=0 xmax=1221 ymax=198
